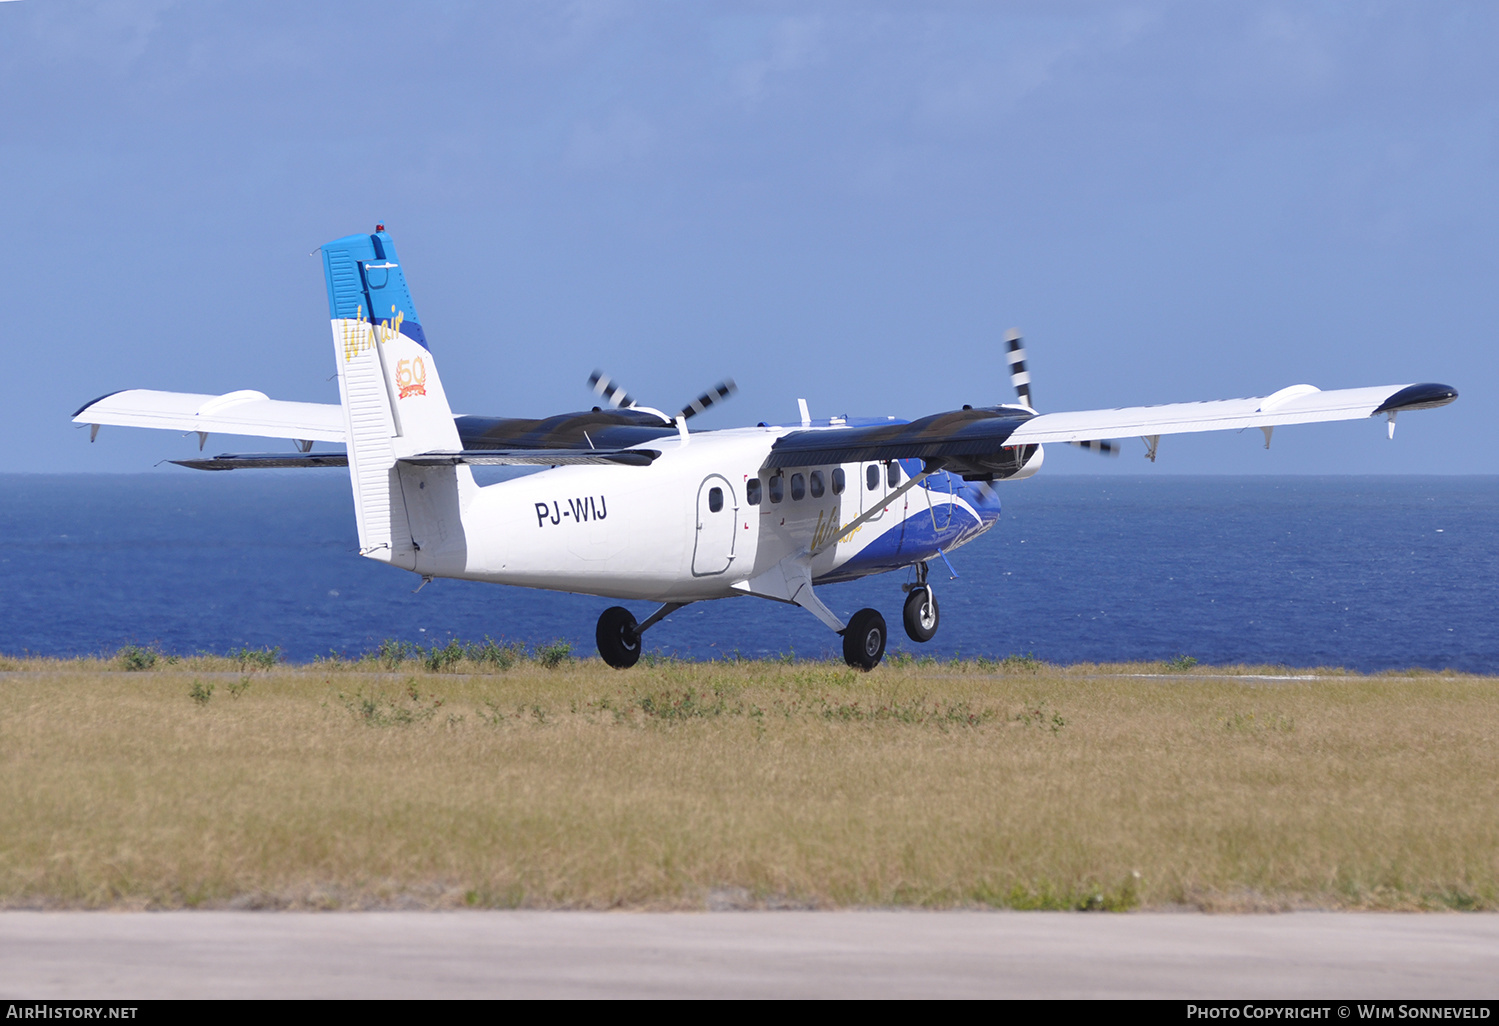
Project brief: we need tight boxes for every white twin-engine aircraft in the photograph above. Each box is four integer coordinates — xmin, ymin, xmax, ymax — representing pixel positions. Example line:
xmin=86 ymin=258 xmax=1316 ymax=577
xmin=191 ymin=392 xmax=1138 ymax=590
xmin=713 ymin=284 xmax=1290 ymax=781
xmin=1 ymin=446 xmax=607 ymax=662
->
xmin=74 ymin=228 xmax=1458 ymax=669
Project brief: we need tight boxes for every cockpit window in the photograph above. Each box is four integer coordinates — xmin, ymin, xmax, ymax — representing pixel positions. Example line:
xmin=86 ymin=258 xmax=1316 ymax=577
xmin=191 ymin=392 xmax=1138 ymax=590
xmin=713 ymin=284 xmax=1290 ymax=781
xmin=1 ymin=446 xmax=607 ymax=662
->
xmin=708 ymin=486 xmax=723 ymax=513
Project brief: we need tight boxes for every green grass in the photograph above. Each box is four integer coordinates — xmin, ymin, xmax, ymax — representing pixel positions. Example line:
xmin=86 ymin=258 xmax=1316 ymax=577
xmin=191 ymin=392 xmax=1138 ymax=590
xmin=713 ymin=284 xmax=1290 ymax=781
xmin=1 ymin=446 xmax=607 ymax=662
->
xmin=0 ymin=652 xmax=1494 ymax=912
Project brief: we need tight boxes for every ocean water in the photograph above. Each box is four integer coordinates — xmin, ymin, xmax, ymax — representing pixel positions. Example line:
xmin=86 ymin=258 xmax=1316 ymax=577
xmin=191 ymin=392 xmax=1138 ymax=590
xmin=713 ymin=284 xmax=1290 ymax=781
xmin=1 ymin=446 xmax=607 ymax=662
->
xmin=1 ymin=473 xmax=1495 ymax=672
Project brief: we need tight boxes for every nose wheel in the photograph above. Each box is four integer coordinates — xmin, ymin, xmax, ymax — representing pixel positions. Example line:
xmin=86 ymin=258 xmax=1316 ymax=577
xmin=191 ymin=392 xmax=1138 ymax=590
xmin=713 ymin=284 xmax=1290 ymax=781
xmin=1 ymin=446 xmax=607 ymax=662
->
xmin=901 ymin=561 xmax=940 ymax=643
xmin=903 ymin=585 xmax=939 ymax=643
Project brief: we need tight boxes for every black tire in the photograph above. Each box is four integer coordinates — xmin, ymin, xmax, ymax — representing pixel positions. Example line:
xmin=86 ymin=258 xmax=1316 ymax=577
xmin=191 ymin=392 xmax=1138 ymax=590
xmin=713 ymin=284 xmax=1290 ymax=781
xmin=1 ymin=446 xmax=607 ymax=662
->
xmin=596 ymin=606 xmax=641 ymax=669
xmin=903 ymin=586 xmax=939 ymax=643
xmin=842 ymin=608 xmax=887 ymax=671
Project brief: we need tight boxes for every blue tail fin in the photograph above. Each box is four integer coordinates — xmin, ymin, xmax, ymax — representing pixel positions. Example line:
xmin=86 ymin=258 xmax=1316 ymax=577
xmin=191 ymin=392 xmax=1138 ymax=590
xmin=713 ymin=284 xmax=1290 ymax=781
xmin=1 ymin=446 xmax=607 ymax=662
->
xmin=321 ymin=229 xmax=469 ymax=568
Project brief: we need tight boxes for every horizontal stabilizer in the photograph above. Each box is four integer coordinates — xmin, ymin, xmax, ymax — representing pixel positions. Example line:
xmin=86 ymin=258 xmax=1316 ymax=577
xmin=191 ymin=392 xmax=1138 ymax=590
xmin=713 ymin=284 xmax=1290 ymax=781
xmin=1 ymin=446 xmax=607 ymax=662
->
xmin=172 ymin=453 xmax=349 ymax=471
xmin=174 ymin=448 xmax=661 ymax=471
xmin=75 ymin=389 xmax=344 ymax=442
xmin=400 ymin=448 xmax=660 ymax=467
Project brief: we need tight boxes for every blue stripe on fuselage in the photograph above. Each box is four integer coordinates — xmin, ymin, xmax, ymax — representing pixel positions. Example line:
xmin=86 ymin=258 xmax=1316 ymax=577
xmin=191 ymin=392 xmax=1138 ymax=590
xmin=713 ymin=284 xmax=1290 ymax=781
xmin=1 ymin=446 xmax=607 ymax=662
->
xmin=814 ymin=465 xmax=1001 ymax=584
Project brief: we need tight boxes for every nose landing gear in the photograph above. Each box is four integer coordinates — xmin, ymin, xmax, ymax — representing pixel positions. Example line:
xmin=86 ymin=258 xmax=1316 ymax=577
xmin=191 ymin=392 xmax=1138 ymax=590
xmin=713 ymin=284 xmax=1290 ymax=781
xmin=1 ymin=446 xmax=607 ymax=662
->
xmin=903 ymin=586 xmax=939 ymax=643
xmin=901 ymin=562 xmax=940 ymax=643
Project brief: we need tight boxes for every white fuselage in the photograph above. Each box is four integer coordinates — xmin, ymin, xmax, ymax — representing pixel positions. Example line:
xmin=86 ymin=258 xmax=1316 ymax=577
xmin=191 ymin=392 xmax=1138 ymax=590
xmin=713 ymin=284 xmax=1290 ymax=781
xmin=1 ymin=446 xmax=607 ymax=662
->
xmin=405 ymin=427 xmax=994 ymax=604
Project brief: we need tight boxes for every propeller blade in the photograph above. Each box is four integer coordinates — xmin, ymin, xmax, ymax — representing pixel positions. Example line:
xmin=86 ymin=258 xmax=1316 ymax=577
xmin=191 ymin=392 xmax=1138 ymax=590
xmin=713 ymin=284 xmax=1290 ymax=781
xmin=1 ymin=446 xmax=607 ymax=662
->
xmin=587 ymin=370 xmax=635 ymax=409
xmin=1067 ymin=439 xmax=1122 ymax=458
xmin=677 ymin=379 xmax=738 ymax=421
xmin=1005 ymin=329 xmax=1033 ymax=409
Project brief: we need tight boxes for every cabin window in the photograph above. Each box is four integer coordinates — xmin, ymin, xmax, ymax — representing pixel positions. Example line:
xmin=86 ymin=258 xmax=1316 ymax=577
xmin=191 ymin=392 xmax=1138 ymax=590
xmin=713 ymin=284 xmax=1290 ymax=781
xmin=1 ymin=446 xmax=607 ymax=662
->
xmin=708 ymin=486 xmax=724 ymax=513
xmin=809 ymin=470 xmax=825 ymax=498
xmin=866 ymin=464 xmax=880 ymax=491
xmin=887 ymin=461 xmax=902 ymax=488
xmin=790 ymin=473 xmax=806 ymax=501
xmin=831 ymin=468 xmax=845 ymax=494
xmin=769 ymin=474 xmax=784 ymax=503
xmin=746 ymin=478 xmax=761 ymax=505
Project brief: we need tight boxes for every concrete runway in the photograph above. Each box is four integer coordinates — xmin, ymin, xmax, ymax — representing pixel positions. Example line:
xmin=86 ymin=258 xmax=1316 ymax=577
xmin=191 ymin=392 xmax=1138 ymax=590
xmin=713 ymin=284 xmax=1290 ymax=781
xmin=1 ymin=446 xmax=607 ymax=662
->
xmin=2 ymin=911 xmax=1497 ymax=999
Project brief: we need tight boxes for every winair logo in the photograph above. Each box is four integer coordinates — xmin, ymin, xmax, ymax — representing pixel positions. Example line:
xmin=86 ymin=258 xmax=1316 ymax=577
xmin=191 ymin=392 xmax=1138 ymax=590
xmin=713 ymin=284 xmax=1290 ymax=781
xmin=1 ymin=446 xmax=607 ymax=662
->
xmin=339 ymin=304 xmax=408 ymax=363
xmin=810 ymin=507 xmax=859 ymax=550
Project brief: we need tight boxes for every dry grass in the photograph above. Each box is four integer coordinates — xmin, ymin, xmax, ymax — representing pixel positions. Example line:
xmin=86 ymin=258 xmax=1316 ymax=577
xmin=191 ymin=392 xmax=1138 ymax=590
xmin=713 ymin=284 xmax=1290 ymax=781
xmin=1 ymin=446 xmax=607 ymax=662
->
xmin=1 ymin=649 xmax=1495 ymax=911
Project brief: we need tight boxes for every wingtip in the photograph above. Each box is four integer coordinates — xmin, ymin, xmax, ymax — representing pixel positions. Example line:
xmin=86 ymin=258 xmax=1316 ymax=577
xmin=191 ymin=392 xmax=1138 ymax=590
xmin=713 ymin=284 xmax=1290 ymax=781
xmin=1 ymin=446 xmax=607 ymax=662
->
xmin=1372 ymin=383 xmax=1459 ymax=415
xmin=71 ymin=390 xmax=126 ymax=420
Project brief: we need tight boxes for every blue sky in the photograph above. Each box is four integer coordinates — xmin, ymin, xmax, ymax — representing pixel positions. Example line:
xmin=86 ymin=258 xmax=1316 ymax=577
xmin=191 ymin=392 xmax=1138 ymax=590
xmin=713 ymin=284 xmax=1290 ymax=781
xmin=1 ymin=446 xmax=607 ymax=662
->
xmin=4 ymin=1 xmax=1494 ymax=474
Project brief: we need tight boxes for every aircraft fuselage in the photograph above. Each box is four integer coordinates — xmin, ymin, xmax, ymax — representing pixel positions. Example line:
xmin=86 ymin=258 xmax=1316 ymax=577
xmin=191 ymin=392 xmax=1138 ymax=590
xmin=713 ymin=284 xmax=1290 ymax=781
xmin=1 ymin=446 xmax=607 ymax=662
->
xmin=409 ymin=427 xmax=1001 ymax=604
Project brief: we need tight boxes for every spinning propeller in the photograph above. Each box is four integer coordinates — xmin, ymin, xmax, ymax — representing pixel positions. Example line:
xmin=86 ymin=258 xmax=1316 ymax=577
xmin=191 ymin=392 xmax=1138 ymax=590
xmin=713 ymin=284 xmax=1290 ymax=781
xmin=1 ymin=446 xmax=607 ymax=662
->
xmin=587 ymin=370 xmax=637 ymax=411
xmin=1004 ymin=328 xmax=1121 ymax=458
xmin=588 ymin=370 xmax=738 ymax=423
xmin=1004 ymin=328 xmax=1034 ymax=411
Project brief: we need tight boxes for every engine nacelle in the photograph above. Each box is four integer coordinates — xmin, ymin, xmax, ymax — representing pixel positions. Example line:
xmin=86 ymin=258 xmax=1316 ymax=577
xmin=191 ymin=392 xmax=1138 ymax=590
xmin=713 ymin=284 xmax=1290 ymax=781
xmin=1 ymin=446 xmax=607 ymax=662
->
xmin=1004 ymin=442 xmax=1044 ymax=481
xmin=954 ymin=442 xmax=1044 ymax=482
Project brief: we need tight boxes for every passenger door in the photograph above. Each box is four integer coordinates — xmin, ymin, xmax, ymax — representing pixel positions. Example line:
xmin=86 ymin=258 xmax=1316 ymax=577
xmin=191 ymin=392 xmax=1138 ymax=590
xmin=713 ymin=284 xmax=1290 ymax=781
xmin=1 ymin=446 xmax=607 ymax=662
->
xmin=692 ymin=475 xmax=737 ymax=576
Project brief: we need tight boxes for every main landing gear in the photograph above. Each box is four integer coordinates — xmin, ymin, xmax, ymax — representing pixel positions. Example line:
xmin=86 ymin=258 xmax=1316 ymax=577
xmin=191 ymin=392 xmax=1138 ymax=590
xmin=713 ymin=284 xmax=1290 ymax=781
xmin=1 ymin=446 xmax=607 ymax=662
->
xmin=596 ymin=601 xmax=687 ymax=669
xmin=841 ymin=608 xmax=887 ymax=670
xmin=596 ymin=607 xmax=642 ymax=669
xmin=598 ymin=564 xmax=941 ymax=672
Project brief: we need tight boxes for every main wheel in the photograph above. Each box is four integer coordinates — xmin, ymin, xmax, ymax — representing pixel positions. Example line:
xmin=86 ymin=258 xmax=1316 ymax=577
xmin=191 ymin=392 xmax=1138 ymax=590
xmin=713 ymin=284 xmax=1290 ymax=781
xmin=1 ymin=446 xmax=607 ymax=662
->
xmin=596 ymin=606 xmax=641 ymax=669
xmin=842 ymin=608 xmax=887 ymax=671
xmin=903 ymin=586 xmax=939 ymax=643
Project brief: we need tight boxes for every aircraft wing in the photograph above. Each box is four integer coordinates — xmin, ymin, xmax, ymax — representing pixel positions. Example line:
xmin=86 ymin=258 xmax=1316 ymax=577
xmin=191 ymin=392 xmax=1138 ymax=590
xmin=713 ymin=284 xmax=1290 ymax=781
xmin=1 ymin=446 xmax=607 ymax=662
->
xmin=171 ymin=448 xmax=661 ymax=470
xmin=764 ymin=408 xmax=1026 ymax=470
xmin=765 ymin=382 xmax=1456 ymax=476
xmin=72 ymin=390 xmax=684 ymax=453
xmin=1005 ymin=382 xmax=1458 ymax=446
xmin=73 ymin=389 xmax=345 ymax=442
